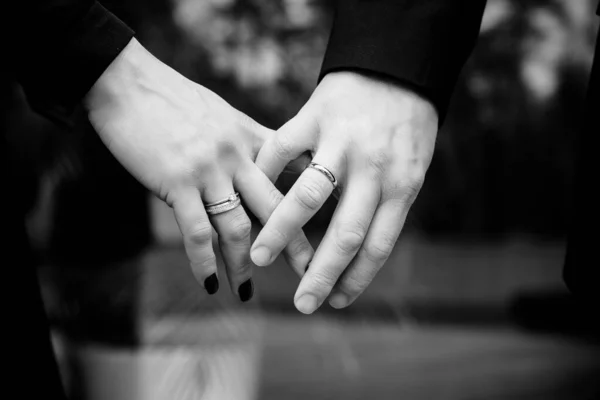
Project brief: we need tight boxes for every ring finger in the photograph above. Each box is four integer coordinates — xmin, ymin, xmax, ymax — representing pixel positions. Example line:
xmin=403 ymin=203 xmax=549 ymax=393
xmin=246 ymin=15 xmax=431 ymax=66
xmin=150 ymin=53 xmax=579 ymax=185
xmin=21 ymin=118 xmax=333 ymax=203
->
xmin=172 ymin=187 xmax=219 ymax=295
xmin=203 ymin=175 xmax=254 ymax=302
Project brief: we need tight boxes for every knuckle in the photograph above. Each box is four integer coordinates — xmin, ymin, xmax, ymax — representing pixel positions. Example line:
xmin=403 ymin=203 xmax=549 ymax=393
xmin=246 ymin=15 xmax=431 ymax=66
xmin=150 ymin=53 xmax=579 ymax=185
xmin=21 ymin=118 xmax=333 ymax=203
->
xmin=387 ymin=178 xmax=423 ymax=205
xmin=309 ymin=270 xmax=338 ymax=293
xmin=216 ymin=140 xmax=240 ymax=160
xmin=363 ymin=234 xmax=397 ymax=263
xmin=234 ymin=262 xmax=252 ymax=277
xmin=407 ymin=177 xmax=425 ymax=194
xmin=190 ymin=253 xmax=217 ymax=271
xmin=294 ymin=179 xmax=327 ymax=211
xmin=267 ymin=187 xmax=285 ymax=214
xmin=187 ymin=224 xmax=213 ymax=245
xmin=340 ymin=273 xmax=370 ymax=296
xmin=400 ymin=180 xmax=423 ymax=204
xmin=367 ymin=150 xmax=392 ymax=177
xmin=223 ymin=212 xmax=252 ymax=242
xmin=186 ymin=157 xmax=217 ymax=183
xmin=273 ymin=133 xmax=294 ymax=160
xmin=295 ymin=237 xmax=314 ymax=257
xmin=264 ymin=224 xmax=289 ymax=247
xmin=194 ymin=151 xmax=217 ymax=171
xmin=287 ymin=237 xmax=314 ymax=263
xmin=288 ymin=237 xmax=312 ymax=259
xmin=334 ymin=221 xmax=367 ymax=255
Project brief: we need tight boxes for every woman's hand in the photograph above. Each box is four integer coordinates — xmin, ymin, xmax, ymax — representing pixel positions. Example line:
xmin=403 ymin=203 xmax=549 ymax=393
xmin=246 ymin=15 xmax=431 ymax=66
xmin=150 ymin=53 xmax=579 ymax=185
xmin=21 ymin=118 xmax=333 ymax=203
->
xmin=252 ymin=71 xmax=438 ymax=313
xmin=85 ymin=39 xmax=313 ymax=301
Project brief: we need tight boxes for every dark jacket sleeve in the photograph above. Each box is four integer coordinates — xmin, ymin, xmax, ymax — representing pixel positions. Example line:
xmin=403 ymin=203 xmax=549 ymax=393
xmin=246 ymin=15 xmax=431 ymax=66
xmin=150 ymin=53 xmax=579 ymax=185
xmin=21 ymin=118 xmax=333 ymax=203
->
xmin=320 ymin=0 xmax=487 ymax=123
xmin=8 ymin=1 xmax=134 ymax=125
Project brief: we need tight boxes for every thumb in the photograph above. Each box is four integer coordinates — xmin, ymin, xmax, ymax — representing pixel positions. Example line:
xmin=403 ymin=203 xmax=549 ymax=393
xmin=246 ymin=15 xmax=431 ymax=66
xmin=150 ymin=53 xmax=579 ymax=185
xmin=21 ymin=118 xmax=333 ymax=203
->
xmin=236 ymin=111 xmax=274 ymax=159
xmin=255 ymin=111 xmax=316 ymax=183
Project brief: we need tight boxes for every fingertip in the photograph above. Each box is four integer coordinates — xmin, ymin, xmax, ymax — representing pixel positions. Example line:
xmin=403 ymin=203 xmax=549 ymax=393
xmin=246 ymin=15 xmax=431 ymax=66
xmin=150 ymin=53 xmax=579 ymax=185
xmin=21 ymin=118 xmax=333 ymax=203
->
xmin=295 ymin=294 xmax=319 ymax=315
xmin=238 ymin=278 xmax=254 ymax=302
xmin=204 ymin=273 xmax=219 ymax=295
xmin=328 ymin=292 xmax=350 ymax=309
xmin=251 ymin=246 xmax=273 ymax=266
xmin=288 ymin=236 xmax=314 ymax=271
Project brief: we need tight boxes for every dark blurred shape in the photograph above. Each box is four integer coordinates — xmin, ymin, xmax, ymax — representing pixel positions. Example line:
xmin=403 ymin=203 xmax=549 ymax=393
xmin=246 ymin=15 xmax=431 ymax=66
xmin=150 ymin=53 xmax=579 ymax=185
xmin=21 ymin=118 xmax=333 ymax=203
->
xmin=204 ymin=273 xmax=220 ymax=295
xmin=563 ymin=4 xmax=600 ymax=307
xmin=2 ymin=81 xmax=66 ymax=398
xmin=416 ymin=0 xmax=596 ymax=238
xmin=47 ymin=115 xmax=150 ymax=266
xmin=5 ymin=1 xmax=600 ymax=399
xmin=510 ymin=289 xmax=600 ymax=338
xmin=239 ymin=278 xmax=255 ymax=302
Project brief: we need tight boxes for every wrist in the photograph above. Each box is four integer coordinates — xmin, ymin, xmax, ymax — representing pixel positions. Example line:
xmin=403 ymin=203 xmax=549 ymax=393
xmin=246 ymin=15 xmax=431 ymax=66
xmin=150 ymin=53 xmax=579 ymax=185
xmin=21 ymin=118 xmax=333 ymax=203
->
xmin=321 ymin=70 xmax=439 ymax=122
xmin=84 ymin=38 xmax=177 ymax=112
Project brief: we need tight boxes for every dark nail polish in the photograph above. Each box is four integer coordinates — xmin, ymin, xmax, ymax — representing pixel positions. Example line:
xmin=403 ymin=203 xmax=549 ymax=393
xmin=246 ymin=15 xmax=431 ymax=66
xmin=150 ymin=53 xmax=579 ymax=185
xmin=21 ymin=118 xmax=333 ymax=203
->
xmin=204 ymin=273 xmax=219 ymax=295
xmin=238 ymin=279 xmax=254 ymax=302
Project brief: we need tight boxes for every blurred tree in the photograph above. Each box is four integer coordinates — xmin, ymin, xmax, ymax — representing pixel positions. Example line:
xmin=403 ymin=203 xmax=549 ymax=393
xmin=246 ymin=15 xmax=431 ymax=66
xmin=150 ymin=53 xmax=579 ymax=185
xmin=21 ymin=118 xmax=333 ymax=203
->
xmin=23 ymin=0 xmax=599 ymax=250
xmin=149 ymin=0 xmax=597 ymax=238
xmin=411 ymin=0 xmax=596 ymax=238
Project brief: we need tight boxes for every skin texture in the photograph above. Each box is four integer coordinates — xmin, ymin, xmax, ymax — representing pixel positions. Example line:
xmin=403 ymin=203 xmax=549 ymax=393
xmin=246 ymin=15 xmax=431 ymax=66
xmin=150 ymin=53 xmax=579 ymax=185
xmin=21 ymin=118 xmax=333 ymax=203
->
xmin=85 ymin=39 xmax=314 ymax=299
xmin=252 ymin=71 xmax=438 ymax=314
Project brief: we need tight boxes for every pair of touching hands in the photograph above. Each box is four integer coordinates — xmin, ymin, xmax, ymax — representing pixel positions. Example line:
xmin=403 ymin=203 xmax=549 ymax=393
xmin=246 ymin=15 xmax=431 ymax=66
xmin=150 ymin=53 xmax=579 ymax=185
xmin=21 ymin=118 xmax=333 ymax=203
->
xmin=85 ymin=39 xmax=438 ymax=314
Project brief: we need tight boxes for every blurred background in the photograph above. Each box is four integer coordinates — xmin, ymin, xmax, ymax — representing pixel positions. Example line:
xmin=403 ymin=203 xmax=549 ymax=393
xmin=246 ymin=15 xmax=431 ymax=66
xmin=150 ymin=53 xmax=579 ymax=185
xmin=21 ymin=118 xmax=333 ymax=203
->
xmin=4 ymin=0 xmax=600 ymax=399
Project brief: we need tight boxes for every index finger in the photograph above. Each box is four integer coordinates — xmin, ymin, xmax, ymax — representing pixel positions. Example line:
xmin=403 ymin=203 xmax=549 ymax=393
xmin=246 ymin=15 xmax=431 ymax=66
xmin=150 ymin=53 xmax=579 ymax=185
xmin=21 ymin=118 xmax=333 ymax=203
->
xmin=234 ymin=162 xmax=314 ymax=276
xmin=250 ymin=154 xmax=340 ymax=267
xmin=255 ymin=112 xmax=316 ymax=182
xmin=172 ymin=188 xmax=218 ymax=293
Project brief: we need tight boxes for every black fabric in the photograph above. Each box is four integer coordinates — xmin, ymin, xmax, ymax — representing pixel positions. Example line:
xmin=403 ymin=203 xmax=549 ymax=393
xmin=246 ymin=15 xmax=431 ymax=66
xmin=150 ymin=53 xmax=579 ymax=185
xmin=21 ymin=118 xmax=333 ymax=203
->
xmin=563 ymin=26 xmax=600 ymax=303
xmin=1 ymin=1 xmax=134 ymax=395
xmin=321 ymin=0 xmax=487 ymax=123
xmin=1 ymin=83 xmax=66 ymax=398
xmin=4 ymin=225 xmax=67 ymax=400
xmin=8 ymin=1 xmax=134 ymax=126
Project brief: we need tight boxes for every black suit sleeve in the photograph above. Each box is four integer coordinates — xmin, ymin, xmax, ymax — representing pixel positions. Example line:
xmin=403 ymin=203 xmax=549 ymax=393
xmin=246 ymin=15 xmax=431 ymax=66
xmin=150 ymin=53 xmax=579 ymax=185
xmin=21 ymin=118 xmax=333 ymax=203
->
xmin=7 ymin=1 xmax=134 ymax=125
xmin=320 ymin=0 xmax=487 ymax=123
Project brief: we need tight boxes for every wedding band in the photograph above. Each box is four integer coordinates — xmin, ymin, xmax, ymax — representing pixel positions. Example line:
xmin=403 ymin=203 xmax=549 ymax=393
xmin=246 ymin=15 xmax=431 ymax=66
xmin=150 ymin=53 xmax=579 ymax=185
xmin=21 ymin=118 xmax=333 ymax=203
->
xmin=205 ymin=192 xmax=241 ymax=215
xmin=307 ymin=162 xmax=338 ymax=189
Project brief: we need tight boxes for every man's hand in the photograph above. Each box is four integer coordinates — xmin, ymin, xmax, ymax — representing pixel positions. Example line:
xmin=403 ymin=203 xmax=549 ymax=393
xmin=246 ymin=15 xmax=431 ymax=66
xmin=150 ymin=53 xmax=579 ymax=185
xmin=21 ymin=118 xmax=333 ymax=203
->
xmin=252 ymin=71 xmax=438 ymax=313
xmin=85 ymin=39 xmax=313 ymax=300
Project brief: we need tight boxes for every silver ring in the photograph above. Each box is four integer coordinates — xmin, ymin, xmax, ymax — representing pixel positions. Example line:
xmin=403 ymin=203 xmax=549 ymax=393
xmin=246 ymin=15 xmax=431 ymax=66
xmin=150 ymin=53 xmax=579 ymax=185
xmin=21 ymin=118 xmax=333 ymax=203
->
xmin=307 ymin=162 xmax=338 ymax=189
xmin=205 ymin=192 xmax=241 ymax=215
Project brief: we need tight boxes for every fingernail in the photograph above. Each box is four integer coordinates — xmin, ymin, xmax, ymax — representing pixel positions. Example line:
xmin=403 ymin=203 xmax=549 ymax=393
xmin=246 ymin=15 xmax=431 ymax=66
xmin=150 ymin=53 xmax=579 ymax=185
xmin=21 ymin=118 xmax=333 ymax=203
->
xmin=295 ymin=294 xmax=318 ymax=314
xmin=238 ymin=278 xmax=254 ymax=302
xmin=251 ymin=246 xmax=273 ymax=266
xmin=328 ymin=292 xmax=349 ymax=309
xmin=204 ymin=273 xmax=219 ymax=295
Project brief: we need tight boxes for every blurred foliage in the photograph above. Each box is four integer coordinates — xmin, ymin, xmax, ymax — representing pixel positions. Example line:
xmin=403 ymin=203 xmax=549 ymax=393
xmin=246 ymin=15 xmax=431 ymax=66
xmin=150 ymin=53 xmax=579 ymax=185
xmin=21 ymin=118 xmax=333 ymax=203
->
xmin=420 ymin=0 xmax=597 ymax=238
xmin=115 ymin=0 xmax=333 ymax=128
xmin=14 ymin=0 xmax=600 ymax=244
xmin=138 ymin=0 xmax=596 ymax=238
